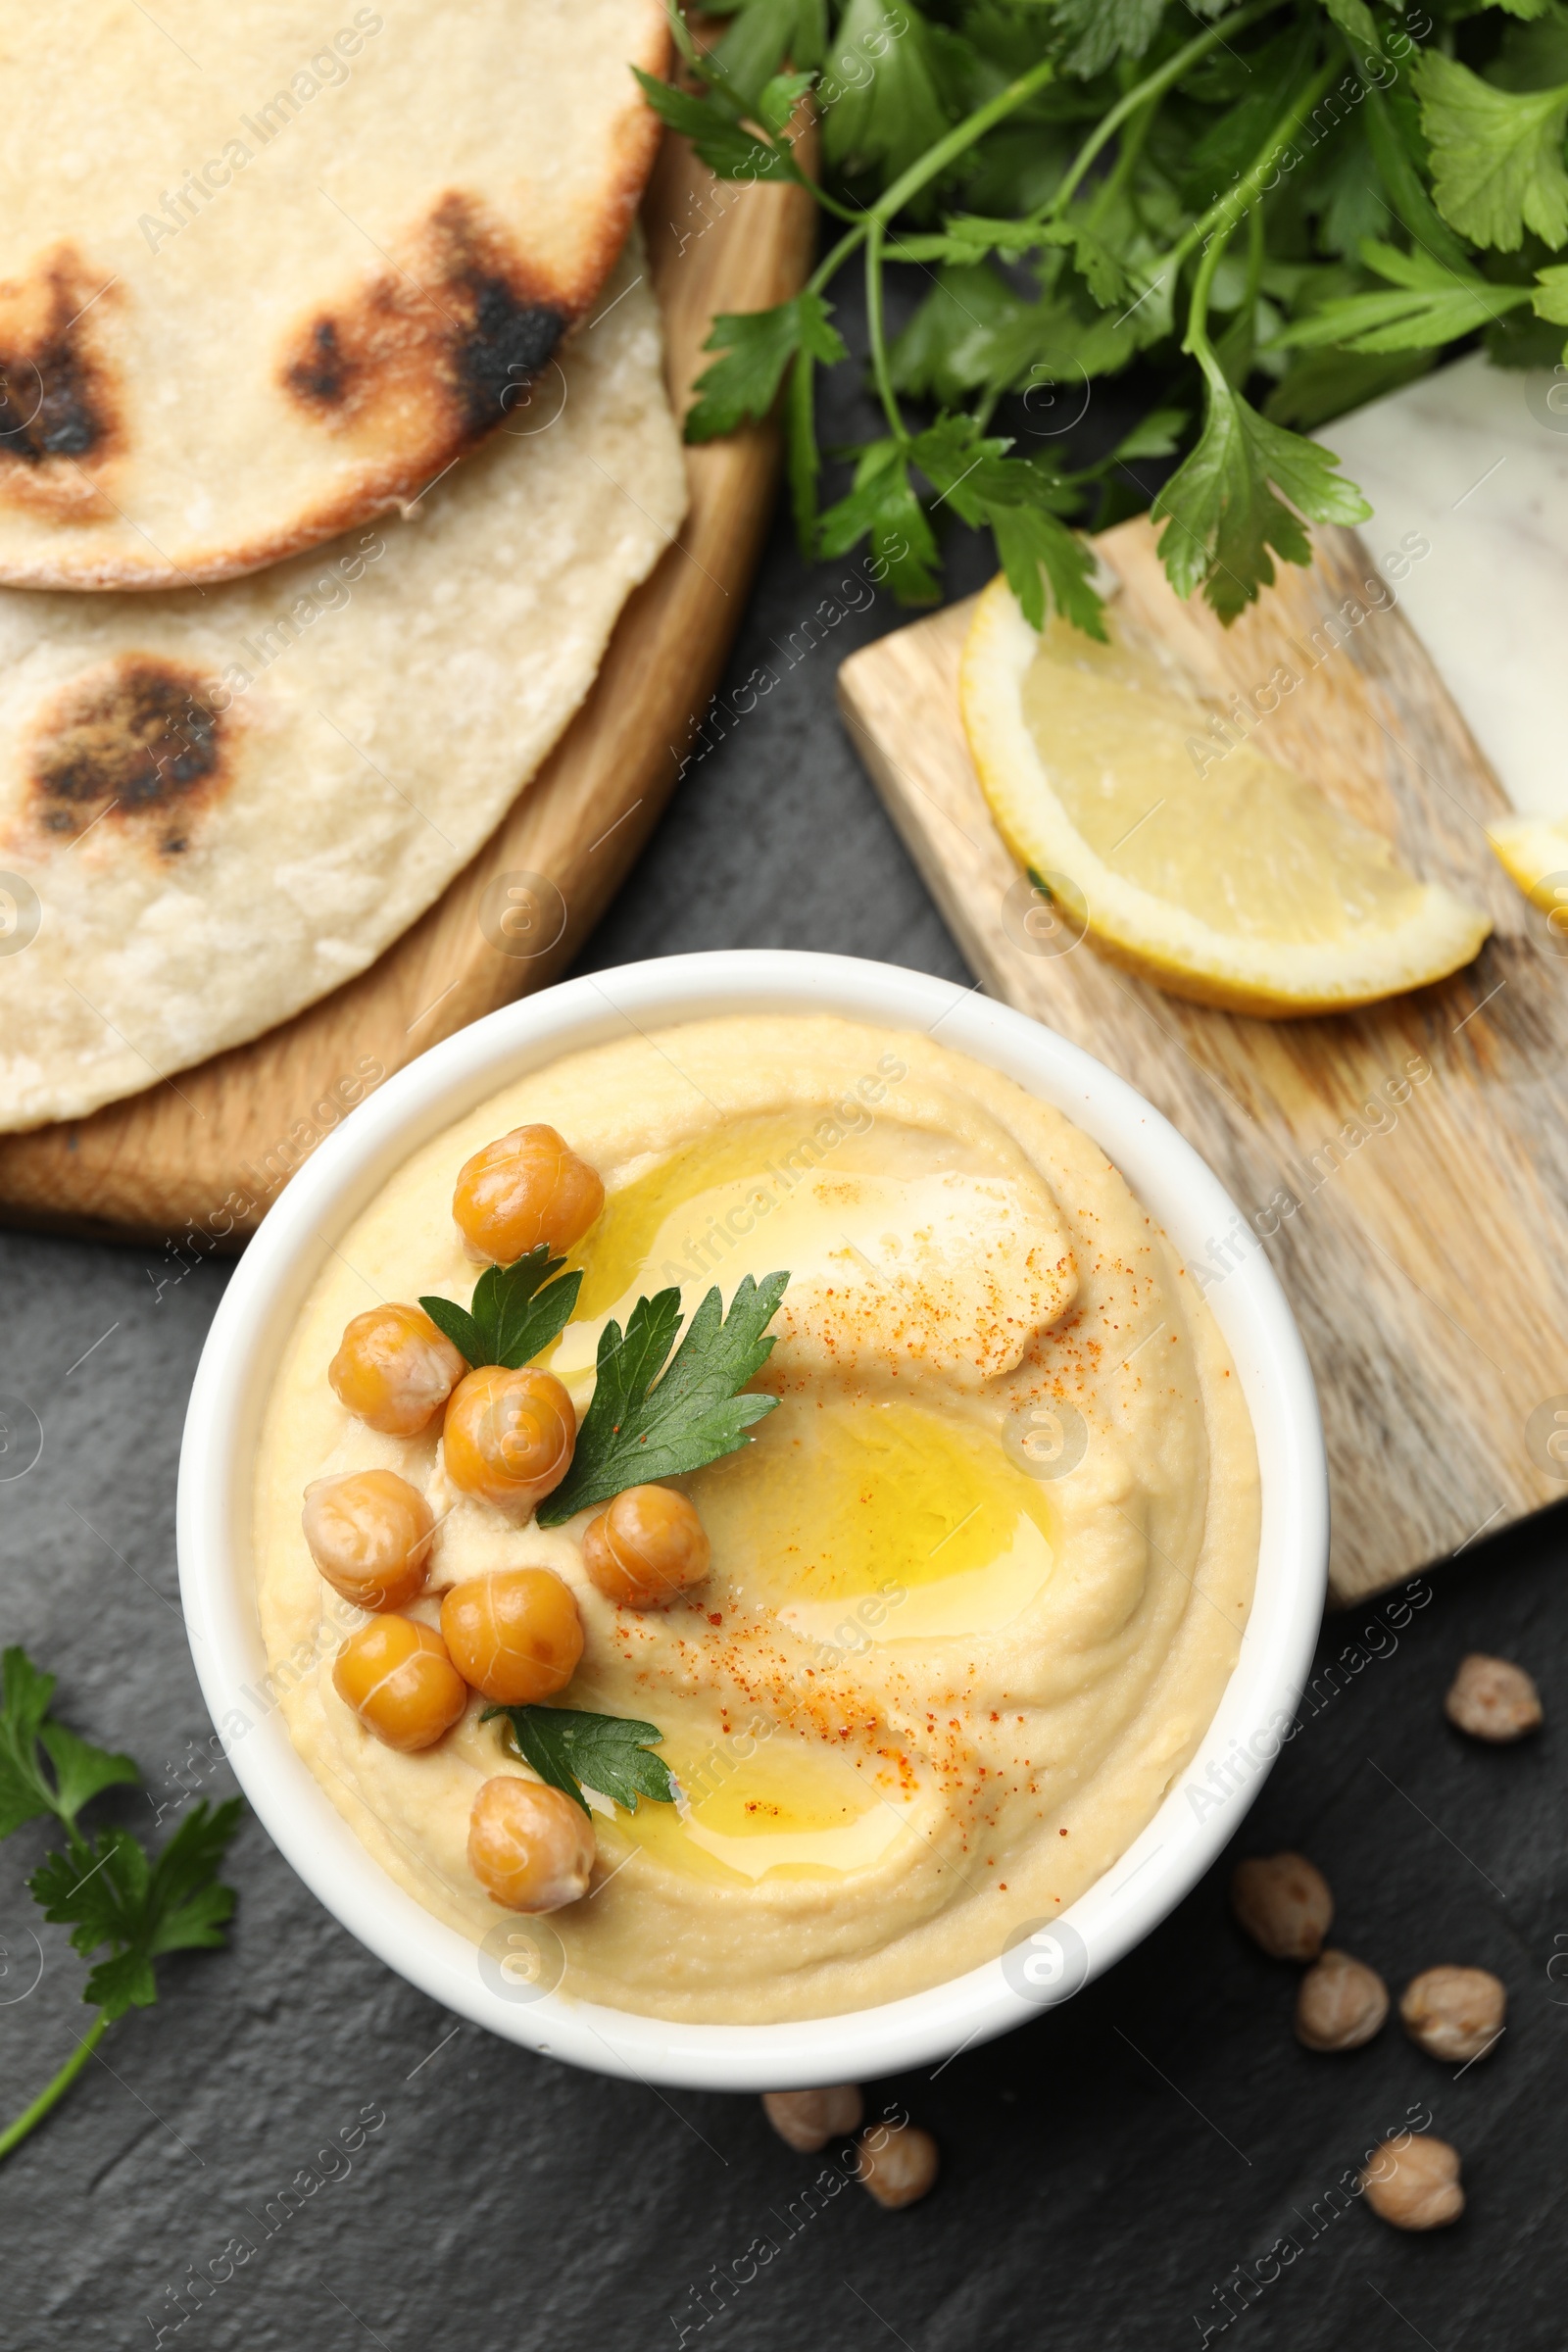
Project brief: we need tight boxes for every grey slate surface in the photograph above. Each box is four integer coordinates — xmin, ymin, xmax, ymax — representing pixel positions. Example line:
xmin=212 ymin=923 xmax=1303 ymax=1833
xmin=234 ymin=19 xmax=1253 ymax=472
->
xmin=2 ymin=503 xmax=1564 ymax=2352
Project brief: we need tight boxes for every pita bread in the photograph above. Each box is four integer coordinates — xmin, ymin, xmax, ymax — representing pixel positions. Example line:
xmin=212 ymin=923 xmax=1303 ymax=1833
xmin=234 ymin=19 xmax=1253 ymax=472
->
xmin=0 ymin=0 xmax=667 ymax=587
xmin=0 ymin=246 xmax=685 ymax=1129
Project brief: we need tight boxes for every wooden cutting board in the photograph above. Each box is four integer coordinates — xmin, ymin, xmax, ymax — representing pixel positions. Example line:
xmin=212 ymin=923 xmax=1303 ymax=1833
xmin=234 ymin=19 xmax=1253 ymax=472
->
xmin=0 ymin=133 xmax=813 ymax=1246
xmin=839 ymin=519 xmax=1568 ymax=1605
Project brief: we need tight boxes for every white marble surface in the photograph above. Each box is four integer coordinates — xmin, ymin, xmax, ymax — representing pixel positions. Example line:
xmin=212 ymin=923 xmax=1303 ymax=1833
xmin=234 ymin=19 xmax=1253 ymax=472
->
xmin=1324 ymin=352 xmax=1568 ymax=820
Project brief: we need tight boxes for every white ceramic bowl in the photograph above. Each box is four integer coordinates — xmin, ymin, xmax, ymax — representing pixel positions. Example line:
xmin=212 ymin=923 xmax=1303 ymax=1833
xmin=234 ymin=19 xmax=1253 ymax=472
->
xmin=178 ymin=951 xmax=1327 ymax=2090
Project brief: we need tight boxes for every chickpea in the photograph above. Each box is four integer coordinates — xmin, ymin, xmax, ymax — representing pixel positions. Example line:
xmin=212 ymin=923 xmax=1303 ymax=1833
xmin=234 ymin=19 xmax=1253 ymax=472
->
xmin=1445 ymin=1652 xmax=1542 ymax=1742
xmin=468 ymin=1776 xmax=595 ymax=1911
xmin=1230 ymin=1852 xmax=1333 ymax=1960
xmin=762 ymin=2086 xmax=863 ymax=2153
xmin=452 ymin=1123 xmax=605 ymax=1265
xmin=443 ymin=1365 xmax=576 ymax=1515
xmin=857 ymin=2121 xmax=940 ymax=2210
xmin=440 ymin=1567 xmax=584 ymax=1703
xmin=302 ymin=1470 xmax=434 ymax=1611
xmin=1361 ymin=2134 xmax=1464 ymax=2230
xmin=1295 ymin=1950 xmax=1389 ymax=2051
xmin=332 ymin=1616 xmax=466 ymax=1751
xmin=1399 ymin=1965 xmax=1506 ymax=2064
xmin=329 ymin=1303 xmax=465 ymax=1436
xmin=582 ymin=1485 xmax=710 ymax=1608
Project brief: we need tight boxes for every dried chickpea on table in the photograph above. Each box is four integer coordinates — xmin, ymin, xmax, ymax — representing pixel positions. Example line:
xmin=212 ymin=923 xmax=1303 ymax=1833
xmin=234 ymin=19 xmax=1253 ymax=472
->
xmin=1227 ymin=1642 xmax=1543 ymax=2232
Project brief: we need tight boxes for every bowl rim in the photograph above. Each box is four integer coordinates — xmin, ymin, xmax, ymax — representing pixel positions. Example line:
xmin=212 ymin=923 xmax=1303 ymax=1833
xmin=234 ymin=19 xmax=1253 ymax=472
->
xmin=176 ymin=949 xmax=1327 ymax=2091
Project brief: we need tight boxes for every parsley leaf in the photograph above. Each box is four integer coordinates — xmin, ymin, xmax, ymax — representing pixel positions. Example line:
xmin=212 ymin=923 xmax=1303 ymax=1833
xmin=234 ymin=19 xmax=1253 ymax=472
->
xmin=1054 ymin=0 xmax=1169 ymax=81
xmin=1152 ymin=352 xmax=1370 ymax=621
xmin=1275 ymin=239 xmax=1531 ymax=352
xmin=0 ymin=1647 xmax=241 ymax=2162
xmin=1533 ymin=257 xmax=1568 ymax=332
xmin=1358 ymin=66 xmax=1473 ymax=273
xmin=1263 ymin=346 xmax=1433 ymax=431
xmin=419 ymin=1245 xmax=581 ymax=1372
xmin=759 ymin=68 xmax=816 ymax=136
xmin=1037 ymin=216 xmax=1133 ymax=311
xmin=0 ymin=1646 xmax=136 ymax=1839
xmin=1107 ymin=407 xmax=1188 ymax=463
xmin=484 ymin=1705 xmax=677 ymax=1818
xmin=686 ymin=293 xmax=848 ymax=444
xmin=630 ymin=67 xmax=793 ymax=183
xmin=1416 ymin=50 xmax=1568 ymax=252
xmin=710 ymin=0 xmax=827 ymax=105
xmin=30 ymin=1801 xmax=240 ymax=2022
xmin=1318 ymin=0 xmax=1378 ymax=45
xmin=537 ymin=1271 xmax=788 ymax=1526
xmin=910 ymin=415 xmax=1105 ymax=636
xmin=892 ymin=214 xmax=1056 ymax=268
xmin=820 ymin=0 xmax=953 ymax=181
xmin=889 ymin=263 xmax=1139 ymax=409
xmin=817 ymin=439 xmax=943 ymax=601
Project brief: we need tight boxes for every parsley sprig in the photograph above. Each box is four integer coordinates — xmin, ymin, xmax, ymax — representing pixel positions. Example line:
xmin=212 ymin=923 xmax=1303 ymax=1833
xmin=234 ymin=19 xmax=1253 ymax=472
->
xmin=537 ymin=1270 xmax=788 ymax=1526
xmin=484 ymin=1704 xmax=677 ymax=1817
xmin=476 ymin=1274 xmax=787 ymax=1810
xmin=419 ymin=1244 xmax=582 ymax=1371
xmin=0 ymin=1648 xmax=240 ymax=2163
xmin=648 ymin=0 xmax=1568 ymax=627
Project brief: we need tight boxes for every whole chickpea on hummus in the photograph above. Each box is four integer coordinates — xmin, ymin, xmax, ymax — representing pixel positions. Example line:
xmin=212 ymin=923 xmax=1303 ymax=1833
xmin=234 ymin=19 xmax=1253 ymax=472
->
xmin=252 ymin=1015 xmax=1259 ymax=2024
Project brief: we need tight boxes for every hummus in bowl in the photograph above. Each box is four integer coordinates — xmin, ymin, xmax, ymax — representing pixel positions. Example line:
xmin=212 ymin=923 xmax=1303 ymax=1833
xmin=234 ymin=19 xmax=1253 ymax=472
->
xmin=252 ymin=1007 xmax=1259 ymax=2024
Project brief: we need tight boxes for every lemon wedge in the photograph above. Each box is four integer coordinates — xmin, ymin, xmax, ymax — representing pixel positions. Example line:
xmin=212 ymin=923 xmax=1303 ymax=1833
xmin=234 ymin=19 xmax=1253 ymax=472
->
xmin=960 ymin=574 xmax=1491 ymax=1016
xmin=1487 ymin=816 xmax=1568 ymax=926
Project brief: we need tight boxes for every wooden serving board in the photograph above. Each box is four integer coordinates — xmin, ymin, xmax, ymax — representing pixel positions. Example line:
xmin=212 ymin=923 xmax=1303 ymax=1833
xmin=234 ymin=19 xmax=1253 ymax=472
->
xmin=839 ymin=519 xmax=1568 ymax=1605
xmin=0 ymin=133 xmax=813 ymax=1245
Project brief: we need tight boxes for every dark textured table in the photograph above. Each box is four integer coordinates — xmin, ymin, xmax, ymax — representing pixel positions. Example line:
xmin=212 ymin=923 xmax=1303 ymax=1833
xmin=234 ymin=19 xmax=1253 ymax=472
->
xmin=3 ymin=504 xmax=1564 ymax=2352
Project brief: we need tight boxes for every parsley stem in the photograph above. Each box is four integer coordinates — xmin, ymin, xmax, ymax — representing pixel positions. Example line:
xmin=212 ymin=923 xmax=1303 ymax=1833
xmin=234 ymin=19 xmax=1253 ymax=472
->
xmin=805 ymin=53 xmax=1064 ymax=457
xmin=806 ymin=55 xmax=1059 ymax=302
xmin=1186 ymin=209 xmax=1242 ymax=370
xmin=1183 ymin=55 xmax=1338 ymax=404
xmin=1172 ymin=54 xmax=1339 ymax=290
xmin=864 ymin=218 xmax=903 ymax=441
xmin=877 ymin=56 xmax=1058 ymax=224
xmin=1048 ymin=0 xmax=1281 ymax=220
xmin=0 ymin=2009 xmax=109 ymax=2163
xmin=787 ymin=339 xmax=821 ymax=552
xmin=1242 ymin=198 xmax=1266 ymax=319
xmin=1082 ymin=95 xmax=1156 ymax=233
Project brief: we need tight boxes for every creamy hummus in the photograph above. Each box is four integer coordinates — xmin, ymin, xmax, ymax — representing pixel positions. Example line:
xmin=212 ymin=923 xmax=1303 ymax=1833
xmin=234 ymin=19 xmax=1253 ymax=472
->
xmin=252 ymin=1014 xmax=1259 ymax=2022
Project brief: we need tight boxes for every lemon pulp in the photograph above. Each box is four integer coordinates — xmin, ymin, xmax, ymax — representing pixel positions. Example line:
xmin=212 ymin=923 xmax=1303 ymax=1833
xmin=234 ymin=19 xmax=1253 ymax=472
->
xmin=1019 ymin=615 xmax=1426 ymax=946
xmin=962 ymin=572 xmax=1490 ymax=1013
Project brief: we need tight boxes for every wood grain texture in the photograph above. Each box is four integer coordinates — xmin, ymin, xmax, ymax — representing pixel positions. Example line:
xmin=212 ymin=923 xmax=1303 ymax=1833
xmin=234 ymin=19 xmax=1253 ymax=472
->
xmin=838 ymin=517 xmax=1568 ymax=1604
xmin=0 ymin=133 xmax=814 ymax=1246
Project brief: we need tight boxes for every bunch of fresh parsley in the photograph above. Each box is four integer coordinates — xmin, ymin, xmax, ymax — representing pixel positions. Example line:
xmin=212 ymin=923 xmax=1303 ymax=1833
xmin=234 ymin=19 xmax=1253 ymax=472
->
xmin=0 ymin=1647 xmax=239 ymax=2162
xmin=645 ymin=0 xmax=1568 ymax=630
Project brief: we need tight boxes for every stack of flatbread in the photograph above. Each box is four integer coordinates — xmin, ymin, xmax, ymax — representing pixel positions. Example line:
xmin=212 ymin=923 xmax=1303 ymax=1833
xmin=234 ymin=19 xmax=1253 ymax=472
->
xmin=0 ymin=0 xmax=684 ymax=1129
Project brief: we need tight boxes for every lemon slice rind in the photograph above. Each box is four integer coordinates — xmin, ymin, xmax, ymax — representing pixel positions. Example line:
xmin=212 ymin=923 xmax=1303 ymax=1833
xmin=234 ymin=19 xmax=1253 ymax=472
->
xmin=1488 ymin=815 xmax=1568 ymax=909
xmin=961 ymin=574 xmax=1491 ymax=1018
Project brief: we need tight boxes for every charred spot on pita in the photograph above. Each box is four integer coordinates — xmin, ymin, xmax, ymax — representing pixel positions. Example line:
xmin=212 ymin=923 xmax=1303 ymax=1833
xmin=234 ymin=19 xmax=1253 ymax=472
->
xmin=0 ymin=249 xmax=118 ymax=471
xmin=29 ymin=659 xmax=229 ymax=857
xmin=451 ymin=267 xmax=563 ymax=437
xmin=278 ymin=193 xmax=566 ymax=452
xmin=287 ymin=318 xmax=355 ymax=410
